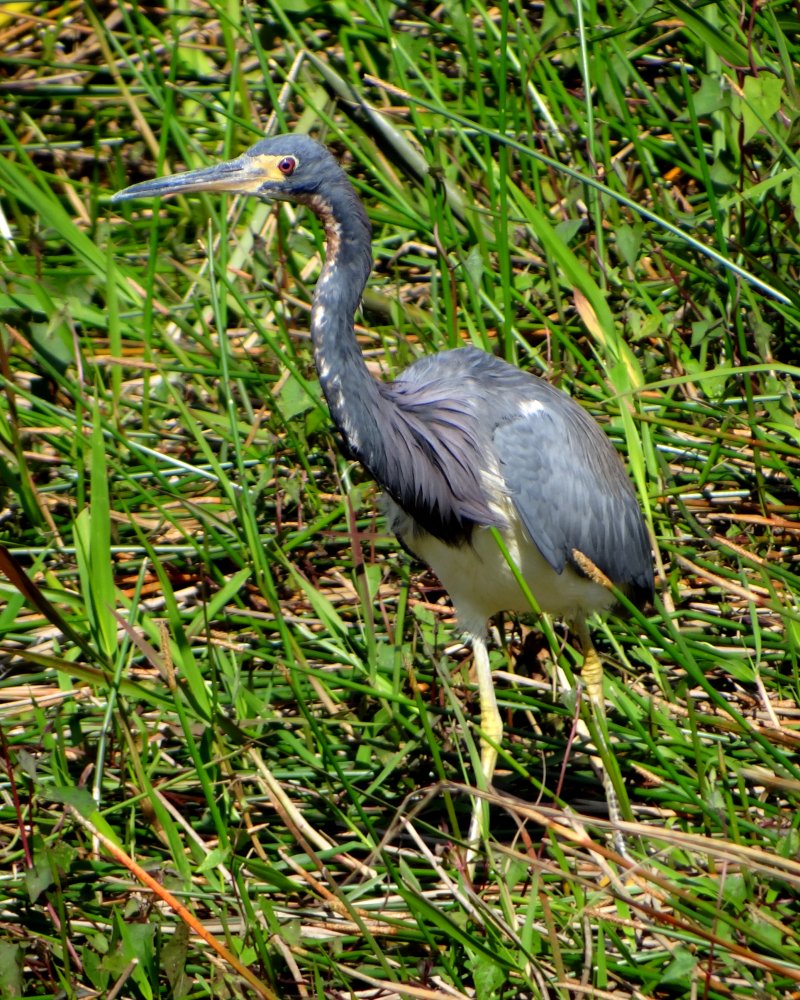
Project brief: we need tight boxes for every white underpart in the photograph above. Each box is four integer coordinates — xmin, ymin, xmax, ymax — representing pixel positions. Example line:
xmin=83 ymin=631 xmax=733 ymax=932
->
xmin=385 ymin=476 xmax=614 ymax=642
xmin=407 ymin=514 xmax=614 ymax=639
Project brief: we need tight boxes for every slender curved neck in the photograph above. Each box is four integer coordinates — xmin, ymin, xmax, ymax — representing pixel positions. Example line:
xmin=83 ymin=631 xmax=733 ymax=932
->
xmin=302 ymin=182 xmax=382 ymax=455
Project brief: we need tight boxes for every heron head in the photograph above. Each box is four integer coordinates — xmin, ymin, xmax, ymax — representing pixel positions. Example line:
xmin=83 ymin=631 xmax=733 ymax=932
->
xmin=112 ymin=134 xmax=343 ymax=205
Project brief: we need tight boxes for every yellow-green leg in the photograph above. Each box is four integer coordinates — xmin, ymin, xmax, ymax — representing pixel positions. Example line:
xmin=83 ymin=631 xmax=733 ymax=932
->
xmin=575 ymin=617 xmax=628 ymax=858
xmin=464 ymin=620 xmax=627 ymax=867
xmin=466 ymin=632 xmax=501 ymax=863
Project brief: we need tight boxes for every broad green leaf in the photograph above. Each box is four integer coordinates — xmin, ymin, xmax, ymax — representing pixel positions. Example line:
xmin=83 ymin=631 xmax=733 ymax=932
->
xmin=742 ymin=74 xmax=784 ymax=143
xmin=661 ymin=947 xmax=697 ymax=984
xmin=0 ymin=941 xmax=22 ymax=999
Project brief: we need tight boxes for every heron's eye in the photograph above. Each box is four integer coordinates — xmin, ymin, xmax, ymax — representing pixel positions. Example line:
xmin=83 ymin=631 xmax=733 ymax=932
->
xmin=278 ymin=156 xmax=297 ymax=176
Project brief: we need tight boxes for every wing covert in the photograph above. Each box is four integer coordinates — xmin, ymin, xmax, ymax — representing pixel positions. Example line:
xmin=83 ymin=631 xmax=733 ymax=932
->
xmin=494 ymin=400 xmax=652 ymax=600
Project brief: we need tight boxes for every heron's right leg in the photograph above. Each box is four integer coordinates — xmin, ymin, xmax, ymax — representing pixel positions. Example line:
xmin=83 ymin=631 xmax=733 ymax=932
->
xmin=467 ymin=631 xmax=501 ymax=854
xmin=575 ymin=618 xmax=628 ymax=858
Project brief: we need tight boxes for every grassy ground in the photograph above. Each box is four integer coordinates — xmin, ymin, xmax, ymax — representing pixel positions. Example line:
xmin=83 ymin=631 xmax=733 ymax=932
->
xmin=1 ymin=1 xmax=800 ymax=997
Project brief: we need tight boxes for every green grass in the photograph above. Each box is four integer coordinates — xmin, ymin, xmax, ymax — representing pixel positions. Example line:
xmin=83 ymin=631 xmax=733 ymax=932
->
xmin=1 ymin=1 xmax=800 ymax=997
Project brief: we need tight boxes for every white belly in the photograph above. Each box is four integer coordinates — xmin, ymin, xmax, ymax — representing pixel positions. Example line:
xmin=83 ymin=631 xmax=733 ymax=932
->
xmin=385 ymin=497 xmax=614 ymax=639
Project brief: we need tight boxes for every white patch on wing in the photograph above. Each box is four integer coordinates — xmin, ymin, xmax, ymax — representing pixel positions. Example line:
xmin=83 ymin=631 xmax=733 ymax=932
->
xmin=518 ymin=398 xmax=547 ymax=417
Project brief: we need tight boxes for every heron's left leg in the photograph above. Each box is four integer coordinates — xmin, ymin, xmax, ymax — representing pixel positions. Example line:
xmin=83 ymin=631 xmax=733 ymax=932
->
xmin=467 ymin=631 xmax=501 ymax=853
xmin=575 ymin=618 xmax=627 ymax=857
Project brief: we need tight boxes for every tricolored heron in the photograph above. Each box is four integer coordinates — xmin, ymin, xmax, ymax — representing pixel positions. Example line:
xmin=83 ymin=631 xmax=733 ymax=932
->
xmin=113 ymin=134 xmax=653 ymax=855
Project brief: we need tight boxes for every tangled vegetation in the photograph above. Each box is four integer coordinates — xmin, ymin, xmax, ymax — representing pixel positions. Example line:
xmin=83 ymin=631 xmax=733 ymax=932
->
xmin=1 ymin=2 xmax=799 ymax=997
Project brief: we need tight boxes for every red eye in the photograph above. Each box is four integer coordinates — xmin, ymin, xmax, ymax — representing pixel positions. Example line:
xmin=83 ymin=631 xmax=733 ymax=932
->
xmin=278 ymin=156 xmax=296 ymax=176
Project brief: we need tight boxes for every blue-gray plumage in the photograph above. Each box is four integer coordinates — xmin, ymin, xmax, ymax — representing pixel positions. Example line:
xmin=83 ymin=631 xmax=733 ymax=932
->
xmin=113 ymin=134 xmax=654 ymax=855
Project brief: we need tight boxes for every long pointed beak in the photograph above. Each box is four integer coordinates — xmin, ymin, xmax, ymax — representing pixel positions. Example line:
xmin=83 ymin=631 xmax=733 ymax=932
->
xmin=112 ymin=153 xmax=275 ymax=203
